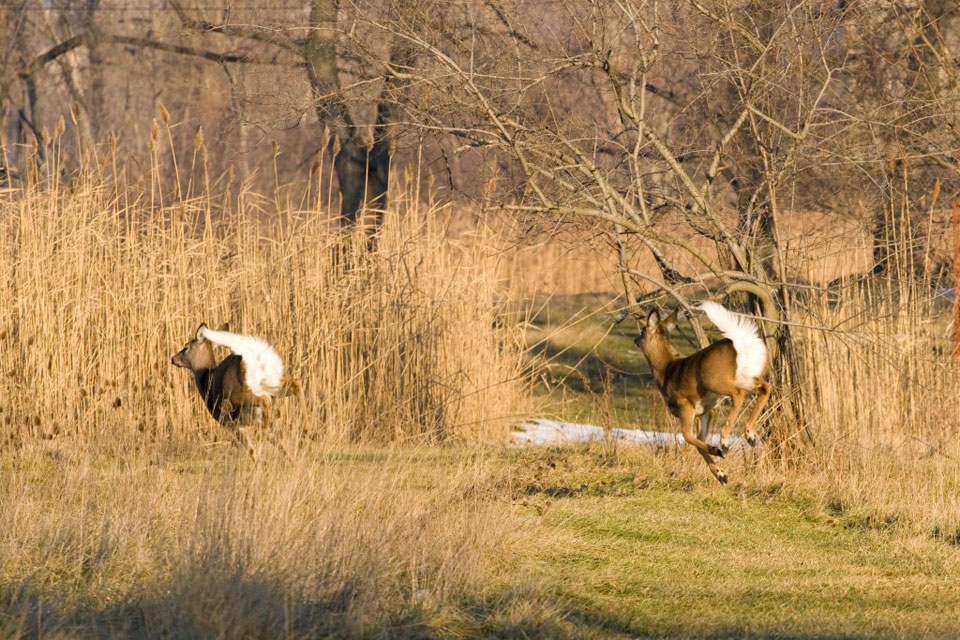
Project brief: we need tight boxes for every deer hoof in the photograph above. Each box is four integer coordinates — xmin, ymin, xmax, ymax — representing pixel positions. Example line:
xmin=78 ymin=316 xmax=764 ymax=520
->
xmin=720 ymin=438 xmax=731 ymax=454
xmin=746 ymin=432 xmax=758 ymax=447
xmin=716 ymin=470 xmax=728 ymax=485
xmin=709 ymin=444 xmax=725 ymax=458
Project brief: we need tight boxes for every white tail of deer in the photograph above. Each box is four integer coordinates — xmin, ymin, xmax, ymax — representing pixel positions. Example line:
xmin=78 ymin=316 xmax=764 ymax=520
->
xmin=171 ymin=323 xmax=308 ymax=458
xmin=634 ymin=303 xmax=771 ymax=484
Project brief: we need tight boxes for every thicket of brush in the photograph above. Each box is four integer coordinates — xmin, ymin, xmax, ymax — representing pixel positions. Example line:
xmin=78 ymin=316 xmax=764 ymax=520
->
xmin=786 ymin=206 xmax=960 ymax=537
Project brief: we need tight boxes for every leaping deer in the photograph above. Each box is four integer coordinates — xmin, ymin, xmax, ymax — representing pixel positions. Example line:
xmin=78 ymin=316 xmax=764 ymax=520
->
xmin=634 ymin=302 xmax=771 ymax=484
xmin=171 ymin=323 xmax=308 ymax=457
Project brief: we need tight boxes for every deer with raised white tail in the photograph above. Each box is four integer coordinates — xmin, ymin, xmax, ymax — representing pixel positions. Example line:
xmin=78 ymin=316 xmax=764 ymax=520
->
xmin=634 ymin=302 xmax=771 ymax=484
xmin=171 ymin=323 xmax=308 ymax=457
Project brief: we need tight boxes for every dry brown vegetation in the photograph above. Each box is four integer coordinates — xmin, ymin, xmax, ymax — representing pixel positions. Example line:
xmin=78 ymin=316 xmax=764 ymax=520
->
xmin=1 ymin=446 xmax=523 ymax=637
xmin=3 ymin=1 xmax=960 ymax=636
xmin=2 ymin=148 xmax=960 ymax=636
xmin=0 ymin=142 xmax=535 ymax=636
xmin=790 ymin=253 xmax=960 ymax=533
xmin=0 ymin=143 xmax=530 ymax=449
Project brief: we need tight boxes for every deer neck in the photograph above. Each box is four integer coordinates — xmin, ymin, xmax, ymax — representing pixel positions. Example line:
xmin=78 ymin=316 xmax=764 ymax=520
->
xmin=643 ymin=343 xmax=676 ymax=388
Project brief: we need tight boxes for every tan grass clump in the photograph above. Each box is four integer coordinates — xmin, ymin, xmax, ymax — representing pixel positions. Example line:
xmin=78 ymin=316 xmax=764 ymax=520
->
xmin=0 ymin=444 xmax=518 ymax=637
xmin=0 ymin=160 xmax=530 ymax=450
xmin=786 ymin=251 xmax=960 ymax=535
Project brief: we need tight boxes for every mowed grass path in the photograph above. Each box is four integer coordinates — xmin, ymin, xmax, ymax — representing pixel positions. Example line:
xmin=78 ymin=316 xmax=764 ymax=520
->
xmin=498 ymin=448 xmax=960 ymax=638
xmin=504 ymin=463 xmax=960 ymax=639
xmin=498 ymin=294 xmax=960 ymax=638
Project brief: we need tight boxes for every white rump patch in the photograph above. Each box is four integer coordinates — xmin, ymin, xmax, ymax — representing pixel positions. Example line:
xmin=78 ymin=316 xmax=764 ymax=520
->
xmin=199 ymin=327 xmax=285 ymax=398
xmin=699 ymin=302 xmax=768 ymax=388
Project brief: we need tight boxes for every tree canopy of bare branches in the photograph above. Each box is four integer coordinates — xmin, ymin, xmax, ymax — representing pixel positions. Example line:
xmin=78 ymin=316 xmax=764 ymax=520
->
xmin=342 ymin=0 xmax=960 ymax=435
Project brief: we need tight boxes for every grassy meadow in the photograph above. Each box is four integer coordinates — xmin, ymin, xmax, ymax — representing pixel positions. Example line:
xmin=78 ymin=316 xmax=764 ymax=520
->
xmin=5 ymin=441 xmax=960 ymax=638
xmin=2 ymin=148 xmax=960 ymax=638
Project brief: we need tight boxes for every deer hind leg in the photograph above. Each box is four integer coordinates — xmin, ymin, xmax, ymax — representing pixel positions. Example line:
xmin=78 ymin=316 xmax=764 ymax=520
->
xmin=719 ymin=388 xmax=747 ymax=454
xmin=699 ymin=410 xmax=711 ymax=442
xmin=253 ymin=394 xmax=294 ymax=461
xmin=679 ymin=402 xmax=727 ymax=484
xmin=241 ymin=396 xmax=273 ymax=463
xmin=281 ymin=375 xmax=310 ymax=431
xmin=742 ymin=380 xmax=771 ymax=447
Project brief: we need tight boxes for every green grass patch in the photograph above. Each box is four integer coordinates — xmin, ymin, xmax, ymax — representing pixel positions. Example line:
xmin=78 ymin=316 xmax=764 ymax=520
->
xmin=3 ymin=443 xmax=960 ymax=638
xmin=524 ymin=293 xmax=721 ymax=428
xmin=488 ymin=445 xmax=960 ymax=639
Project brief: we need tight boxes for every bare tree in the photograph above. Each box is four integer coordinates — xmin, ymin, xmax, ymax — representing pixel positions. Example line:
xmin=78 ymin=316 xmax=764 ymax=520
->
xmin=2 ymin=1 xmax=289 ymax=175
xmin=857 ymin=1 xmax=960 ymax=279
xmin=347 ymin=0 xmax=960 ymax=444
xmin=167 ymin=0 xmax=410 ymax=225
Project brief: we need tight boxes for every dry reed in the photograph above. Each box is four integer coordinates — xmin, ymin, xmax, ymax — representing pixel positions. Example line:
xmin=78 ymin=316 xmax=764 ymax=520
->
xmin=780 ymin=197 xmax=960 ymax=536
xmin=0 ymin=146 xmax=530 ymax=450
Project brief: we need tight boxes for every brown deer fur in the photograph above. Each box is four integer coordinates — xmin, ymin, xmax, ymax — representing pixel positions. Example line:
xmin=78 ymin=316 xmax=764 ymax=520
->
xmin=171 ymin=324 xmax=307 ymax=456
xmin=635 ymin=308 xmax=771 ymax=484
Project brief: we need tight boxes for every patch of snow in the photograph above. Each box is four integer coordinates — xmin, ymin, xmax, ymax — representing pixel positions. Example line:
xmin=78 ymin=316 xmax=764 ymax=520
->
xmin=511 ymin=418 xmax=749 ymax=450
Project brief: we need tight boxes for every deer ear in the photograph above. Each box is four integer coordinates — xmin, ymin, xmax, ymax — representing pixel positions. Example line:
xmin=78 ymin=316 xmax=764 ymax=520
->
xmin=646 ymin=310 xmax=660 ymax=330
xmin=663 ymin=308 xmax=679 ymax=332
xmin=196 ymin=323 xmax=208 ymax=341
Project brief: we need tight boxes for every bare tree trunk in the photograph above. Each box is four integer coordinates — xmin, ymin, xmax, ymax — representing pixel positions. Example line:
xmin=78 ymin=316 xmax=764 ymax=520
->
xmin=85 ymin=0 xmax=106 ymax=141
xmin=305 ymin=0 xmax=389 ymax=227
xmin=0 ymin=2 xmax=24 ymax=178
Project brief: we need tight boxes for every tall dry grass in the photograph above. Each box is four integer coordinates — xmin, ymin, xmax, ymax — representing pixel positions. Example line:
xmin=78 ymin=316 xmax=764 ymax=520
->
xmin=0 ymin=444 xmax=521 ymax=638
xmin=0 ymin=146 xmax=530 ymax=450
xmin=0 ymin=140 xmax=535 ymax=636
xmin=784 ymin=200 xmax=960 ymax=536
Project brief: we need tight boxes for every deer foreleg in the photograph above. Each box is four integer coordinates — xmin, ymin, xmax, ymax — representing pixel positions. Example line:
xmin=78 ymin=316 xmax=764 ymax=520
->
xmin=680 ymin=402 xmax=727 ymax=484
xmin=218 ymin=398 xmax=253 ymax=459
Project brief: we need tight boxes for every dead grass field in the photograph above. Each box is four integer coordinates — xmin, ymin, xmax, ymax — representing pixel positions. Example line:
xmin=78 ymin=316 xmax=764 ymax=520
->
xmin=2 ymin=151 xmax=960 ymax=637
xmin=4 ymin=441 xmax=960 ymax=638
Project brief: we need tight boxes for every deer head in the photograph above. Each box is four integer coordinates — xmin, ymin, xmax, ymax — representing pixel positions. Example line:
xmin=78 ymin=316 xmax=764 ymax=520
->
xmin=171 ymin=323 xmax=217 ymax=371
xmin=634 ymin=308 xmax=679 ymax=364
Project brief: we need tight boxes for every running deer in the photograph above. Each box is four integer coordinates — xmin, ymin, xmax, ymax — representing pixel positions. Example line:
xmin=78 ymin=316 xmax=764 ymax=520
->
xmin=634 ymin=302 xmax=771 ymax=484
xmin=171 ymin=323 xmax=308 ymax=457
